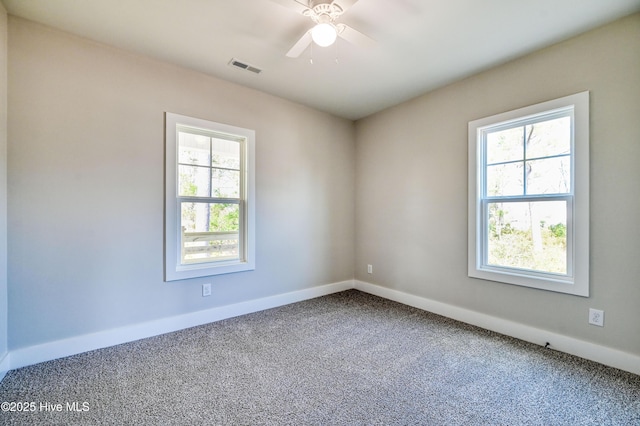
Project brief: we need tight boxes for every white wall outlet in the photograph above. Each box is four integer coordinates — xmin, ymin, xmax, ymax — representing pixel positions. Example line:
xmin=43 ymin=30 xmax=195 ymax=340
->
xmin=202 ymin=283 xmax=212 ymax=297
xmin=588 ymin=308 xmax=604 ymax=327
xmin=367 ymin=264 xmax=373 ymax=274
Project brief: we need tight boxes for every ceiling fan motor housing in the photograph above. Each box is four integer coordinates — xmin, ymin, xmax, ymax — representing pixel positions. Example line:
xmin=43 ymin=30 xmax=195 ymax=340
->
xmin=285 ymin=0 xmax=374 ymax=58
xmin=304 ymin=1 xmax=344 ymax=23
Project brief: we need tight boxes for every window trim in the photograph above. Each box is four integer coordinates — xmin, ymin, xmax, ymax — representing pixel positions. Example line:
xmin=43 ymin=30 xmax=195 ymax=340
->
xmin=165 ymin=112 xmax=255 ymax=281
xmin=468 ymin=92 xmax=589 ymax=296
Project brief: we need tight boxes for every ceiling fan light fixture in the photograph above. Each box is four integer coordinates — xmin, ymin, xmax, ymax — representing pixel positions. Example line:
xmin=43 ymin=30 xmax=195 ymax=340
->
xmin=311 ymin=22 xmax=337 ymax=47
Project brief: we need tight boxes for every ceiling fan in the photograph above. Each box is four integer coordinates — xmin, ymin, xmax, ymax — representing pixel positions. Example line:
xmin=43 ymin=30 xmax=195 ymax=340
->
xmin=273 ymin=0 xmax=375 ymax=58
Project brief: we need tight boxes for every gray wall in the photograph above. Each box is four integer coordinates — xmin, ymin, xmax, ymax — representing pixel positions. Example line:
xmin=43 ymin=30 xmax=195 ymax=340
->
xmin=355 ymin=14 xmax=640 ymax=356
xmin=0 ymin=3 xmax=8 ymax=361
xmin=7 ymin=17 xmax=355 ymax=350
xmin=6 ymin=11 xmax=640 ymax=361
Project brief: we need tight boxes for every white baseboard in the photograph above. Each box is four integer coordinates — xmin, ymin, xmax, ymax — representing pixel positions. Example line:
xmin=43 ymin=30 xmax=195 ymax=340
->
xmin=0 ymin=351 xmax=9 ymax=383
xmin=9 ymin=280 xmax=354 ymax=371
xmin=355 ymin=280 xmax=640 ymax=376
xmin=6 ymin=279 xmax=639 ymax=377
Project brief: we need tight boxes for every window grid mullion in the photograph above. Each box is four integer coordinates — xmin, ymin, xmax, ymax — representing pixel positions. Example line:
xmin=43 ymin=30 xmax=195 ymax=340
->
xmin=178 ymin=196 xmax=240 ymax=204
xmin=207 ymin=137 xmax=212 ymax=199
xmin=522 ymin=125 xmax=528 ymax=196
xmin=485 ymin=194 xmax=572 ymax=203
xmin=486 ymin=152 xmax=570 ymax=168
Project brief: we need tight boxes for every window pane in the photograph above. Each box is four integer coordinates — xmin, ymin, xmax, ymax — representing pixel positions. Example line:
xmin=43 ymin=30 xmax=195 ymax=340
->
xmin=212 ymin=169 xmax=240 ymax=198
xmin=486 ymin=163 xmax=523 ymax=196
xmin=486 ymin=127 xmax=523 ymax=164
xmin=178 ymin=132 xmax=210 ymax=166
xmin=181 ymin=202 xmax=240 ymax=264
xmin=487 ymin=201 xmax=567 ymax=274
xmin=181 ymin=202 xmax=240 ymax=233
xmin=212 ymin=137 xmax=240 ymax=169
xmin=526 ymin=156 xmax=571 ymax=195
xmin=525 ymin=116 xmax=571 ymax=159
xmin=178 ymin=165 xmax=211 ymax=197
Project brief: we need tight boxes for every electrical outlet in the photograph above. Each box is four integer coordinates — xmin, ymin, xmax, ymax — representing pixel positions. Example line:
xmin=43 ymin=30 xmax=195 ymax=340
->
xmin=588 ymin=308 xmax=604 ymax=327
xmin=367 ymin=264 xmax=373 ymax=274
xmin=202 ymin=283 xmax=212 ymax=297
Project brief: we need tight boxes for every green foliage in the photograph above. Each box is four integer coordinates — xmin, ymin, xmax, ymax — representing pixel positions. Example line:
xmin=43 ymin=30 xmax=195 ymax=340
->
xmin=185 ymin=183 xmax=198 ymax=196
xmin=209 ymin=204 xmax=239 ymax=232
xmin=549 ymin=223 xmax=566 ymax=238
xmin=488 ymin=206 xmax=516 ymax=238
xmin=488 ymin=225 xmax=567 ymax=274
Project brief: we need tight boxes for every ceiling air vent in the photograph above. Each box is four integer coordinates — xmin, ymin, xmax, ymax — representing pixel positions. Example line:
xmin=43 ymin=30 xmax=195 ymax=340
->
xmin=229 ymin=58 xmax=262 ymax=75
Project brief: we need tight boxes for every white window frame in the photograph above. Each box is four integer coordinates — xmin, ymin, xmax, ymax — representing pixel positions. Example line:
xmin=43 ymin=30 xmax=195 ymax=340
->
xmin=468 ymin=92 xmax=589 ymax=296
xmin=165 ymin=112 xmax=255 ymax=281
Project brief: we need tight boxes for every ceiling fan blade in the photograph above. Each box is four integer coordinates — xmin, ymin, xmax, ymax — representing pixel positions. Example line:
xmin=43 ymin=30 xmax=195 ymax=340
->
xmin=337 ymin=24 xmax=375 ymax=48
xmin=286 ymin=31 xmax=313 ymax=57
xmin=269 ymin=0 xmax=312 ymax=15
xmin=333 ymin=0 xmax=359 ymax=13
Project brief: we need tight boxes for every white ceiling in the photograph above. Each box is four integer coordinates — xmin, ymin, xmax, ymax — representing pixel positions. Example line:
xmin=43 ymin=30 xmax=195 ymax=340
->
xmin=3 ymin=0 xmax=640 ymax=120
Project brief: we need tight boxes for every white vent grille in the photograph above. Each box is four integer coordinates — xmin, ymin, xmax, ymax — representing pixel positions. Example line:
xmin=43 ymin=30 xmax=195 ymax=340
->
xmin=229 ymin=58 xmax=262 ymax=74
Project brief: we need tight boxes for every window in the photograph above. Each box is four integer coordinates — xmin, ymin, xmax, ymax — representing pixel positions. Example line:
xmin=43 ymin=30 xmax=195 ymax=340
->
xmin=165 ymin=113 xmax=255 ymax=281
xmin=468 ymin=92 xmax=589 ymax=296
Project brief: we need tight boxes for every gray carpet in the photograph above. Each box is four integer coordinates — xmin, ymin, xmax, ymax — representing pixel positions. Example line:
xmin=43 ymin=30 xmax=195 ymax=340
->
xmin=1 ymin=290 xmax=639 ymax=425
